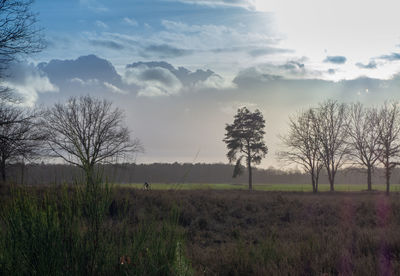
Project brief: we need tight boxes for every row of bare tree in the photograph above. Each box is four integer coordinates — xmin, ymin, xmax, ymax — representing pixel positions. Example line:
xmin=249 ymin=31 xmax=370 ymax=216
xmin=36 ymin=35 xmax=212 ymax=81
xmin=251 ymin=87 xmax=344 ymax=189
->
xmin=0 ymin=95 xmax=141 ymax=185
xmin=279 ymin=100 xmax=400 ymax=194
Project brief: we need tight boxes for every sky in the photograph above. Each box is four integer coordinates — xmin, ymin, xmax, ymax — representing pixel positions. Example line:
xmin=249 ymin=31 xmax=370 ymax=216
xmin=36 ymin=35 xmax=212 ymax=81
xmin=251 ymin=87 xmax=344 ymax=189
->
xmin=4 ymin=0 xmax=400 ymax=168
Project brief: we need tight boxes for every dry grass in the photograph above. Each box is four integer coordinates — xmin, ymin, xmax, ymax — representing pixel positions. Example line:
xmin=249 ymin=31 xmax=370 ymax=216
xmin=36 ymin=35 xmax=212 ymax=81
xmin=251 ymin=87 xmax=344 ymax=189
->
xmin=3 ymin=185 xmax=400 ymax=275
xmin=113 ymin=189 xmax=400 ymax=275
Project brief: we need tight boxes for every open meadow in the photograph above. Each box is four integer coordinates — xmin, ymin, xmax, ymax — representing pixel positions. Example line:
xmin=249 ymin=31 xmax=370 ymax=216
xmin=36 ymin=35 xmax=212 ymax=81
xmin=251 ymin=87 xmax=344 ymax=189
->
xmin=110 ymin=188 xmax=400 ymax=275
xmin=3 ymin=185 xmax=400 ymax=275
xmin=119 ymin=182 xmax=400 ymax=192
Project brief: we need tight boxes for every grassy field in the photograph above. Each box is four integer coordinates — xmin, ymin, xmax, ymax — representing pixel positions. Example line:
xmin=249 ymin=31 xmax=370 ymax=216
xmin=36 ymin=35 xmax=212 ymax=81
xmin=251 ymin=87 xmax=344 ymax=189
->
xmin=118 ymin=182 xmax=400 ymax=192
xmin=4 ymin=185 xmax=400 ymax=275
xmin=112 ymin=189 xmax=400 ymax=275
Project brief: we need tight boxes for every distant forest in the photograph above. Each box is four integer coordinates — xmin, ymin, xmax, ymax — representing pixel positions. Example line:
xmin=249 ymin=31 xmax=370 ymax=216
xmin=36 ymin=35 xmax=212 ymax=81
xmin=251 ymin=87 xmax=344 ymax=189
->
xmin=5 ymin=162 xmax=400 ymax=186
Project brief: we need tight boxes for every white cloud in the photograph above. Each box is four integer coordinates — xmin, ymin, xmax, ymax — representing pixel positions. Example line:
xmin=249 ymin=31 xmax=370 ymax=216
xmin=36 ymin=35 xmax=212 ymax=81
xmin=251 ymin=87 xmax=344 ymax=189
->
xmin=154 ymin=19 xmax=289 ymax=73
xmin=4 ymin=63 xmax=59 ymax=106
xmin=69 ymin=78 xmax=100 ymax=86
xmin=103 ymin=82 xmax=126 ymax=94
xmin=69 ymin=78 xmax=126 ymax=94
xmin=235 ymin=60 xmax=322 ymax=81
xmin=123 ymin=64 xmax=182 ymax=97
xmin=69 ymin=77 xmax=85 ymax=85
xmin=79 ymin=0 xmax=109 ymax=12
xmin=166 ymin=0 xmax=400 ymax=81
xmin=254 ymin=0 xmax=400 ymax=80
xmin=160 ymin=20 xmax=280 ymax=49
xmin=170 ymin=0 xmax=256 ymax=10
xmin=195 ymin=74 xmax=236 ymax=90
xmin=95 ymin=20 xmax=108 ymax=29
xmin=123 ymin=17 xmax=138 ymax=26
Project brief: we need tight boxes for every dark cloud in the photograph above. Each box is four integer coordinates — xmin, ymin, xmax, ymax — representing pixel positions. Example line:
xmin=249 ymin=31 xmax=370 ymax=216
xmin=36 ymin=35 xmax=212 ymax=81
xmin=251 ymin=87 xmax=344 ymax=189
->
xmin=323 ymin=56 xmax=347 ymax=64
xmin=38 ymin=54 xmax=122 ymax=87
xmin=276 ymin=60 xmax=308 ymax=76
xmin=35 ymin=55 xmax=226 ymax=99
xmin=89 ymin=39 xmax=125 ymax=50
xmin=124 ymin=61 xmax=232 ymax=96
xmin=211 ymin=46 xmax=243 ymax=53
xmin=232 ymin=67 xmax=398 ymax=106
xmin=327 ymin=68 xmax=336 ymax=74
xmin=232 ymin=59 xmax=320 ymax=85
xmin=124 ymin=64 xmax=182 ymax=96
xmin=139 ymin=67 xmax=179 ymax=86
xmin=128 ymin=61 xmax=175 ymax=72
xmin=355 ymin=60 xmax=377 ymax=69
xmin=233 ymin=67 xmax=282 ymax=88
xmin=280 ymin=61 xmax=305 ymax=70
xmin=127 ymin=61 xmax=215 ymax=87
xmin=142 ymin=44 xmax=192 ymax=58
xmin=379 ymin=52 xmax=400 ymax=61
xmin=248 ymin=47 xmax=293 ymax=57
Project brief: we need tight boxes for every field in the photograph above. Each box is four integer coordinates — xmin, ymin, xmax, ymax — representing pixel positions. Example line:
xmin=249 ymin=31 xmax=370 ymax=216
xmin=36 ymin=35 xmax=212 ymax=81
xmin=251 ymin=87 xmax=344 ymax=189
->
xmin=118 ymin=182 xmax=400 ymax=192
xmin=3 ymin=185 xmax=400 ymax=275
xmin=124 ymin=189 xmax=400 ymax=275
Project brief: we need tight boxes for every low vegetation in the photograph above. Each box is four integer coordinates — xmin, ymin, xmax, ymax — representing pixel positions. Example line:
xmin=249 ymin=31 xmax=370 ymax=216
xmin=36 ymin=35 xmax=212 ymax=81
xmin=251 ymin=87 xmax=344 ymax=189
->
xmin=117 ymin=189 xmax=400 ymax=275
xmin=0 ymin=182 xmax=192 ymax=276
xmin=2 ymin=185 xmax=400 ymax=275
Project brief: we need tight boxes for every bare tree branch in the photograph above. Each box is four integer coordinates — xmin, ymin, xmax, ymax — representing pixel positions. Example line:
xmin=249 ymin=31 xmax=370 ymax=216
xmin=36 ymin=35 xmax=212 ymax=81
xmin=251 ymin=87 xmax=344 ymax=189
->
xmin=278 ymin=108 xmax=323 ymax=193
xmin=312 ymin=100 xmax=349 ymax=191
xmin=376 ymin=101 xmax=400 ymax=194
xmin=41 ymin=95 xmax=143 ymax=184
xmin=346 ymin=103 xmax=381 ymax=191
xmin=0 ymin=104 xmax=44 ymax=183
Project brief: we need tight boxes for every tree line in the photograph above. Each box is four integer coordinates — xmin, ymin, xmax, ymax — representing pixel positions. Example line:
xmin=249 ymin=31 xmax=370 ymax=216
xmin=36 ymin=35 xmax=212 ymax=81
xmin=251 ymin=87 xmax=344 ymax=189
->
xmin=279 ymin=100 xmax=400 ymax=194
xmin=5 ymin=162 xmax=400 ymax=187
xmin=0 ymin=95 xmax=141 ymax=186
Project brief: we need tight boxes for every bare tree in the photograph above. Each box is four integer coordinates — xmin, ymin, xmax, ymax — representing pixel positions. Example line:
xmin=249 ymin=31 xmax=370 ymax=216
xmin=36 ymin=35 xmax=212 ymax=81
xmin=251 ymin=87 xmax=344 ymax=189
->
xmin=0 ymin=0 xmax=44 ymax=86
xmin=223 ymin=107 xmax=268 ymax=190
xmin=279 ymin=109 xmax=323 ymax=193
xmin=347 ymin=103 xmax=381 ymax=191
xmin=313 ymin=100 xmax=349 ymax=191
xmin=42 ymin=96 xmax=142 ymax=184
xmin=376 ymin=101 xmax=400 ymax=195
xmin=0 ymin=105 xmax=44 ymax=183
xmin=0 ymin=0 xmax=44 ymax=120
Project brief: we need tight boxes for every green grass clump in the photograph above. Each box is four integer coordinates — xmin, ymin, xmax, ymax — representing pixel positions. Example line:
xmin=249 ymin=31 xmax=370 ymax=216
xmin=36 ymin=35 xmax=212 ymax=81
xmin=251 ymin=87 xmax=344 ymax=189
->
xmin=0 ymin=181 xmax=192 ymax=276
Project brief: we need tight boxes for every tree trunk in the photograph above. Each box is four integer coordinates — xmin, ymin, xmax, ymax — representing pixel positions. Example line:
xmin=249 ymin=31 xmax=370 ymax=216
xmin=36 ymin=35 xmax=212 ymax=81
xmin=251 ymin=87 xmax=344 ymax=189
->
xmin=247 ymin=159 xmax=252 ymax=191
xmin=386 ymin=165 xmax=390 ymax=195
xmin=85 ymin=164 xmax=95 ymax=186
xmin=330 ymin=179 xmax=335 ymax=192
xmin=327 ymin=169 xmax=335 ymax=192
xmin=0 ymin=158 xmax=6 ymax=183
xmin=367 ymin=166 xmax=372 ymax=191
xmin=20 ymin=161 xmax=25 ymax=186
xmin=311 ymin=173 xmax=316 ymax=193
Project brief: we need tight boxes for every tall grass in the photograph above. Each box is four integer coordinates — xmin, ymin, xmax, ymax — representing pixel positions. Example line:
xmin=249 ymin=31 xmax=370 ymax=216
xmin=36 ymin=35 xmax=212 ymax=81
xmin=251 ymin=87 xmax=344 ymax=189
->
xmin=0 ymin=180 xmax=192 ymax=275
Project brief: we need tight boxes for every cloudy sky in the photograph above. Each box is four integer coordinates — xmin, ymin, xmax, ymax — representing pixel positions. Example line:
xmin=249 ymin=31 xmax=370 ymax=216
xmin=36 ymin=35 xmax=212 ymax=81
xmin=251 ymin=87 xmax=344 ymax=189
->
xmin=5 ymin=0 xmax=400 ymax=168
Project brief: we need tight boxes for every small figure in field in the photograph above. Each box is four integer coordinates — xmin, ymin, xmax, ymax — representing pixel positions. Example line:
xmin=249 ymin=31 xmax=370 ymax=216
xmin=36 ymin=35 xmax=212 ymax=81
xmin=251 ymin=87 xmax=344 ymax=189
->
xmin=143 ymin=181 xmax=150 ymax=190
